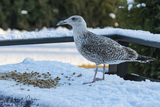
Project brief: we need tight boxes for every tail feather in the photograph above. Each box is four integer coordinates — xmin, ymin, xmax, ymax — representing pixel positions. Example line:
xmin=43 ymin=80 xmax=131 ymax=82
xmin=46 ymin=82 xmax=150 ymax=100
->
xmin=137 ymin=55 xmax=155 ymax=63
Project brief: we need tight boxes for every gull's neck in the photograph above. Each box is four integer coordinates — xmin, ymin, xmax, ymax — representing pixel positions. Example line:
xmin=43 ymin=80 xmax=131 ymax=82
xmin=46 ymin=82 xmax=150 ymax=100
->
xmin=73 ymin=25 xmax=87 ymax=35
xmin=72 ymin=25 xmax=88 ymax=48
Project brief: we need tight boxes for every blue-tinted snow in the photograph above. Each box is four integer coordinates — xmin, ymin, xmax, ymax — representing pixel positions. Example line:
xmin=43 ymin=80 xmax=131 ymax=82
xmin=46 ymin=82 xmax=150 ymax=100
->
xmin=0 ymin=58 xmax=160 ymax=107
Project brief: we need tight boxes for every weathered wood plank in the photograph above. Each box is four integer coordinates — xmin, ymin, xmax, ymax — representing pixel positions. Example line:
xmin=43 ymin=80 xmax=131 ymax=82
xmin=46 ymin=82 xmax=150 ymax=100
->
xmin=108 ymin=63 xmax=128 ymax=77
xmin=0 ymin=37 xmax=74 ymax=46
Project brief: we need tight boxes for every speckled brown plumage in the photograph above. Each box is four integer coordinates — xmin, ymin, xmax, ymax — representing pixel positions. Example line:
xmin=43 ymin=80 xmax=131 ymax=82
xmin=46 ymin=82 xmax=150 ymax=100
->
xmin=57 ymin=15 xmax=155 ymax=84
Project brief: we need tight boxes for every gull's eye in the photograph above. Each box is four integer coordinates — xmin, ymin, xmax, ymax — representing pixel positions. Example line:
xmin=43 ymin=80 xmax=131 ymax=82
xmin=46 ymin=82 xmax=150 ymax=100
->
xmin=71 ymin=17 xmax=77 ymax=21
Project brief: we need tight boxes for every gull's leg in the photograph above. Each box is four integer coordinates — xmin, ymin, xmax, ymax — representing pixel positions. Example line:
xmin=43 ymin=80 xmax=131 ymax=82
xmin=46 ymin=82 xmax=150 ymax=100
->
xmin=93 ymin=64 xmax=99 ymax=82
xmin=93 ymin=64 xmax=105 ymax=81
xmin=83 ymin=64 xmax=106 ymax=85
xmin=83 ymin=64 xmax=99 ymax=85
xmin=102 ymin=64 xmax=105 ymax=80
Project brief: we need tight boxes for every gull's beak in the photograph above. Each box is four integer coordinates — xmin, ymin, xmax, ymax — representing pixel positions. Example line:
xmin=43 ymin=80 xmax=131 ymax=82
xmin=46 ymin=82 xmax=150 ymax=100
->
xmin=57 ymin=19 xmax=68 ymax=26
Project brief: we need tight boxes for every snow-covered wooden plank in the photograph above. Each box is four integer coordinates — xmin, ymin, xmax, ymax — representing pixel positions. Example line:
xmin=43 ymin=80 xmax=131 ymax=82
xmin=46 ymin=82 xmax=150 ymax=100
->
xmin=0 ymin=34 xmax=159 ymax=49
xmin=0 ymin=27 xmax=159 ymax=48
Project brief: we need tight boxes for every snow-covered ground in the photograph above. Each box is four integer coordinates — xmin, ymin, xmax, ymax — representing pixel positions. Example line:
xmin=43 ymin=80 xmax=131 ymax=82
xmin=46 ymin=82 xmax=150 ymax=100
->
xmin=0 ymin=27 xmax=160 ymax=106
xmin=0 ymin=58 xmax=160 ymax=107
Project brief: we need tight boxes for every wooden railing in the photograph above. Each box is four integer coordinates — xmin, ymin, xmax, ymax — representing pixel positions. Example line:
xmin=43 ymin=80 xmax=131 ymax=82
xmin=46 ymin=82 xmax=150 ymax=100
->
xmin=0 ymin=34 xmax=159 ymax=81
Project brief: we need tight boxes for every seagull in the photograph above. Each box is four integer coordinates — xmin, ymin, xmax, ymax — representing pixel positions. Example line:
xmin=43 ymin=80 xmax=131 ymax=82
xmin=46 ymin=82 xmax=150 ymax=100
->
xmin=57 ymin=15 xmax=155 ymax=84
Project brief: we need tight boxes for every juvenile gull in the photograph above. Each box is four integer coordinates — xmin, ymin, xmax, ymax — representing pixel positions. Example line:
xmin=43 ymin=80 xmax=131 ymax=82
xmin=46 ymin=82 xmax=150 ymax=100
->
xmin=57 ymin=15 xmax=155 ymax=84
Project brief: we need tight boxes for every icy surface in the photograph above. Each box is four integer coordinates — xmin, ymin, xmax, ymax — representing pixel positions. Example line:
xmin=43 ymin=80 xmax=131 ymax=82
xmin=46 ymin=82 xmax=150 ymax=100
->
xmin=0 ymin=58 xmax=160 ymax=107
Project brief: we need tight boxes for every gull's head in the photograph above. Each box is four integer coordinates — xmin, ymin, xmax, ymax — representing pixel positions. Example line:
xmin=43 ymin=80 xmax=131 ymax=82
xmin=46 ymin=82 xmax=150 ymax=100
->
xmin=57 ymin=15 xmax=87 ymax=29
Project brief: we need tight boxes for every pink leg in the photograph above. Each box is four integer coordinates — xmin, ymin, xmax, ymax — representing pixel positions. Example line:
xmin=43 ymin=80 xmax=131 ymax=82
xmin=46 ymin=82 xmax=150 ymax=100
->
xmin=103 ymin=64 xmax=105 ymax=80
xmin=83 ymin=64 xmax=106 ymax=85
xmin=83 ymin=65 xmax=99 ymax=85
xmin=93 ymin=65 xmax=99 ymax=82
xmin=93 ymin=64 xmax=105 ymax=81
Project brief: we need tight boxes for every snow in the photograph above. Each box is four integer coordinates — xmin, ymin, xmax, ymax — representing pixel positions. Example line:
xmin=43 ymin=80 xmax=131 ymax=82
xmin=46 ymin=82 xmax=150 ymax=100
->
xmin=0 ymin=42 xmax=94 ymax=65
xmin=21 ymin=10 xmax=28 ymax=14
xmin=128 ymin=4 xmax=133 ymax=10
xmin=0 ymin=27 xmax=160 ymax=43
xmin=114 ymin=22 xmax=119 ymax=27
xmin=0 ymin=28 xmax=22 ymax=34
xmin=109 ymin=13 xmax=116 ymax=19
xmin=127 ymin=0 xmax=134 ymax=4
xmin=119 ymin=6 xmax=125 ymax=9
xmin=127 ymin=0 xmax=134 ymax=10
xmin=91 ymin=28 xmax=160 ymax=43
xmin=0 ymin=27 xmax=72 ymax=40
xmin=126 ymin=0 xmax=146 ymax=10
xmin=0 ymin=58 xmax=160 ymax=107
xmin=137 ymin=3 xmax=146 ymax=8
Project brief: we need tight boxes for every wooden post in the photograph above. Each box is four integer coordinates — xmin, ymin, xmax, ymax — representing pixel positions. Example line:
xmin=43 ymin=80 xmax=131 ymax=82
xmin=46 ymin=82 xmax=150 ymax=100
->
xmin=108 ymin=41 xmax=129 ymax=77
